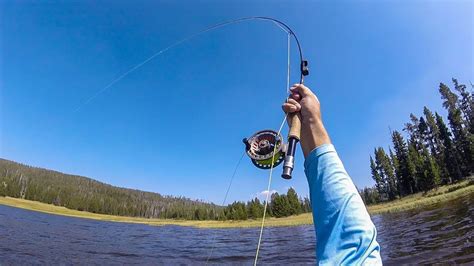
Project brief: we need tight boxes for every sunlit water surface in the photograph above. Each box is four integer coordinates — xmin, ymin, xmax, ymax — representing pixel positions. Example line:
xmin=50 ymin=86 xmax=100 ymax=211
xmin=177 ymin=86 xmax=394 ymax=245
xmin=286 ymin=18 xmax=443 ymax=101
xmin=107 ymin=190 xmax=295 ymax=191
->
xmin=0 ymin=193 xmax=472 ymax=265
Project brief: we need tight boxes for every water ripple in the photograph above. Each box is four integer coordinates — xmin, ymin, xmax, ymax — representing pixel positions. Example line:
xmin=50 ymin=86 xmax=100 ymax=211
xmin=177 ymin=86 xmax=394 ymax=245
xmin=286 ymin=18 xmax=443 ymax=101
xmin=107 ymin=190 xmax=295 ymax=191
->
xmin=0 ymin=193 xmax=472 ymax=264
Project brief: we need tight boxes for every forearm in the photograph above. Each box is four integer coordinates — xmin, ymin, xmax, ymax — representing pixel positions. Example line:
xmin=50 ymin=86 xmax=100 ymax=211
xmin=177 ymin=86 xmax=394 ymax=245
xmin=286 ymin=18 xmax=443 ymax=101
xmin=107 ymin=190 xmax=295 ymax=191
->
xmin=300 ymin=119 xmax=331 ymax=157
xmin=304 ymin=144 xmax=381 ymax=264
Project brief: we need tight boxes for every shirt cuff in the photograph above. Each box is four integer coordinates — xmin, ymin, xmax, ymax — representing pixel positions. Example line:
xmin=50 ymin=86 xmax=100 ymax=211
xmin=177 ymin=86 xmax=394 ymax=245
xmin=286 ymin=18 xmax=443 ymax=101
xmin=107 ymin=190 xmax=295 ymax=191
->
xmin=304 ymin=143 xmax=336 ymax=170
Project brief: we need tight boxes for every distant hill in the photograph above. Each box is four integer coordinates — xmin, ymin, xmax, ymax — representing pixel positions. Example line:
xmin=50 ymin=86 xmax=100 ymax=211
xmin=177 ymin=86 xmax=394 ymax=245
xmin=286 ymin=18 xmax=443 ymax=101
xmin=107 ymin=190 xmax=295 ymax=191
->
xmin=0 ymin=158 xmax=220 ymax=220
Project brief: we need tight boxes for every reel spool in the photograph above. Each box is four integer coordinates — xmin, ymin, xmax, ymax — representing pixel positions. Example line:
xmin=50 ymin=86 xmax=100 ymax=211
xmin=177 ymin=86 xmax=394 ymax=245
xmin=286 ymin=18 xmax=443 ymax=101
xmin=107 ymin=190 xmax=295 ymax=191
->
xmin=243 ymin=130 xmax=286 ymax=169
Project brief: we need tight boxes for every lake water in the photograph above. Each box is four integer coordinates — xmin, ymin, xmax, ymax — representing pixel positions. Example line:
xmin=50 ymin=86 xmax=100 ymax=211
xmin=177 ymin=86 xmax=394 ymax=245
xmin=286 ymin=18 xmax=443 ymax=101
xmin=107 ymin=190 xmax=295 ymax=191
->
xmin=0 ymin=193 xmax=473 ymax=265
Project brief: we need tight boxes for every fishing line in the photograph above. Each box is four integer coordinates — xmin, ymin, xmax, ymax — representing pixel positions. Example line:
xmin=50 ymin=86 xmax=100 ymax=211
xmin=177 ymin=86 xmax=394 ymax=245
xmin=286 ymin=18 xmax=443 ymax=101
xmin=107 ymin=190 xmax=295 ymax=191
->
xmin=205 ymin=151 xmax=245 ymax=264
xmin=206 ymin=29 xmax=293 ymax=264
xmin=73 ymin=16 xmax=304 ymax=112
xmin=254 ymin=31 xmax=292 ymax=266
xmin=253 ymin=115 xmax=287 ymax=266
xmin=71 ymin=17 xmax=307 ymax=264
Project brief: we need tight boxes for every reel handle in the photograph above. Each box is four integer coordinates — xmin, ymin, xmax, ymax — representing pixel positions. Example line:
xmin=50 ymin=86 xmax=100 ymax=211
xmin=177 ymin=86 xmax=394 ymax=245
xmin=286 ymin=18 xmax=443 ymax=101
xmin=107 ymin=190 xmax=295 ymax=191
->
xmin=282 ymin=112 xmax=301 ymax=179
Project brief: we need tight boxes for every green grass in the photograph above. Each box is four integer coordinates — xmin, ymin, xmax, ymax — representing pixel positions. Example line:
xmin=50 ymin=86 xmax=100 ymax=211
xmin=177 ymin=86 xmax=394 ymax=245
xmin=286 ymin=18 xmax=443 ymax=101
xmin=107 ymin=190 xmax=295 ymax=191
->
xmin=367 ymin=178 xmax=474 ymax=215
xmin=0 ymin=196 xmax=313 ymax=228
xmin=0 ymin=178 xmax=472 ymax=228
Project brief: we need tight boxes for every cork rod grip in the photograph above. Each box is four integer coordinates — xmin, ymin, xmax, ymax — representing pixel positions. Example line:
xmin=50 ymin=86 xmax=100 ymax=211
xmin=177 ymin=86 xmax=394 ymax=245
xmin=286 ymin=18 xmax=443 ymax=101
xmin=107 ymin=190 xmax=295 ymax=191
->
xmin=288 ymin=113 xmax=301 ymax=140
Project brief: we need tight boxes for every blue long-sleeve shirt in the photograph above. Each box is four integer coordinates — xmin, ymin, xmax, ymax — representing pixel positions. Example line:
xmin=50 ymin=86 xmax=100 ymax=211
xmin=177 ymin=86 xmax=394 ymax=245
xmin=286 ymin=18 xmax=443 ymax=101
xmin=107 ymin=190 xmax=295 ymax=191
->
xmin=304 ymin=144 xmax=382 ymax=265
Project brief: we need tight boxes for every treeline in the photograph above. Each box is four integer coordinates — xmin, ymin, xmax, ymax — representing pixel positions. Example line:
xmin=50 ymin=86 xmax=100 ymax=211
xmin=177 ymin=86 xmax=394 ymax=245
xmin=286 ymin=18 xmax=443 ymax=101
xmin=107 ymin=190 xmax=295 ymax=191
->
xmin=221 ymin=188 xmax=311 ymax=220
xmin=0 ymin=159 xmax=311 ymax=220
xmin=0 ymin=159 xmax=222 ymax=219
xmin=361 ymin=79 xmax=473 ymax=204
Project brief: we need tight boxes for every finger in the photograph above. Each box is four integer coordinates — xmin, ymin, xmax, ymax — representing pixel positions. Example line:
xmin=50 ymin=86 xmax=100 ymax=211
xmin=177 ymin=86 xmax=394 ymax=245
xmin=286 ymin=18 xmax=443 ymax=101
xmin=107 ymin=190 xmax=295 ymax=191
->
xmin=282 ymin=103 xmax=297 ymax=113
xmin=289 ymin=91 xmax=301 ymax=101
xmin=290 ymin=83 xmax=312 ymax=97
xmin=282 ymin=103 xmax=299 ymax=113
xmin=286 ymin=98 xmax=301 ymax=111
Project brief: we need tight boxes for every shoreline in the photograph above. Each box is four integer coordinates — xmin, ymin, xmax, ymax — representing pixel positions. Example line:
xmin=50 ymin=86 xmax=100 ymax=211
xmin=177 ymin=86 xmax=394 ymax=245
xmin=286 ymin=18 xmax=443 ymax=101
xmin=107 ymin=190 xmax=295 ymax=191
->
xmin=0 ymin=180 xmax=472 ymax=228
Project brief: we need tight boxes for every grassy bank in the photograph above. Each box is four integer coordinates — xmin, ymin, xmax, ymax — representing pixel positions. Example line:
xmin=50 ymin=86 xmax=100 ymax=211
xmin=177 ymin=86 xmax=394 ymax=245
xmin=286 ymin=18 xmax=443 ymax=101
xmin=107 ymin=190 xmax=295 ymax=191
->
xmin=0 ymin=196 xmax=313 ymax=228
xmin=367 ymin=178 xmax=473 ymax=215
xmin=0 ymin=179 xmax=472 ymax=228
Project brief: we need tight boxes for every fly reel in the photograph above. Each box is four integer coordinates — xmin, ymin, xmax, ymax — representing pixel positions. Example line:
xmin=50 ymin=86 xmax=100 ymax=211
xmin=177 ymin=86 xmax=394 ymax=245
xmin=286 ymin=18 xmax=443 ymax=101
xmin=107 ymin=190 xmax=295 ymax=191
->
xmin=243 ymin=130 xmax=286 ymax=169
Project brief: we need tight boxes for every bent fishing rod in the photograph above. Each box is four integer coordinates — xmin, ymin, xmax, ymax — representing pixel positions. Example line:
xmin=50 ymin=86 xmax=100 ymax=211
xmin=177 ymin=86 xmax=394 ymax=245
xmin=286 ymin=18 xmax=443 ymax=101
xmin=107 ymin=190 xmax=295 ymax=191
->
xmin=78 ymin=16 xmax=310 ymax=179
xmin=239 ymin=17 xmax=309 ymax=180
xmin=76 ymin=16 xmax=309 ymax=265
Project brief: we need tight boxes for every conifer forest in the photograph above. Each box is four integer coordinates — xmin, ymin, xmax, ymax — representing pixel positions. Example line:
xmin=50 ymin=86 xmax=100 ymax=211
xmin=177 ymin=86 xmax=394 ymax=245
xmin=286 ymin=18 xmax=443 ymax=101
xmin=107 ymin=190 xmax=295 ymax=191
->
xmin=1 ymin=78 xmax=472 ymax=219
xmin=362 ymin=79 xmax=473 ymax=204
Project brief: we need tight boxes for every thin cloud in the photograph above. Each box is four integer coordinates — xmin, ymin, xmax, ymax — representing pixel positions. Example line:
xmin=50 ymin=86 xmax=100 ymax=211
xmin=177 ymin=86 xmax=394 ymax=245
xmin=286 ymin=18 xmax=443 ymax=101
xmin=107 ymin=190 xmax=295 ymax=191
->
xmin=257 ymin=189 xmax=278 ymax=199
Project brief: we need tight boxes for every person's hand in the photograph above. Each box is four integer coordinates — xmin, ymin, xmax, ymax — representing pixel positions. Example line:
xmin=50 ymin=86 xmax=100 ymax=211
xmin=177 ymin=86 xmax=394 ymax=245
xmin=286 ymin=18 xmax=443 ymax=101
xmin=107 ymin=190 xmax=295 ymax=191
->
xmin=282 ymin=84 xmax=331 ymax=157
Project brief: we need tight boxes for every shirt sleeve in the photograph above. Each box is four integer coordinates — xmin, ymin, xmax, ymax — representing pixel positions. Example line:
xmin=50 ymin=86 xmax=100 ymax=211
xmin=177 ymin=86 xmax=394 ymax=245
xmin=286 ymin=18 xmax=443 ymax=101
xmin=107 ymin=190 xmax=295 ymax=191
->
xmin=304 ymin=144 xmax=382 ymax=265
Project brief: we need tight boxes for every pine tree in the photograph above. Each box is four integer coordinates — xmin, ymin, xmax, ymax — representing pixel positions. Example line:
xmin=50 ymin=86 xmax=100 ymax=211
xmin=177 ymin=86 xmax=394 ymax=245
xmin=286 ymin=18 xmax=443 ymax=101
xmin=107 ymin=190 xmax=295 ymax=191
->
xmin=247 ymin=198 xmax=263 ymax=219
xmin=453 ymin=78 xmax=473 ymax=132
xmin=423 ymin=107 xmax=450 ymax=181
xmin=286 ymin=187 xmax=302 ymax=215
xmin=389 ymin=148 xmax=402 ymax=198
xmin=404 ymin=114 xmax=427 ymax=192
xmin=271 ymin=193 xmax=291 ymax=218
xmin=423 ymin=147 xmax=441 ymax=189
xmin=375 ymin=147 xmax=398 ymax=200
xmin=407 ymin=142 xmax=423 ymax=192
xmin=452 ymin=79 xmax=474 ymax=172
xmin=301 ymin=197 xmax=311 ymax=213
xmin=439 ymin=82 xmax=472 ymax=175
xmin=370 ymin=156 xmax=384 ymax=198
xmin=436 ymin=113 xmax=462 ymax=182
xmin=423 ymin=107 xmax=439 ymax=154
xmin=416 ymin=115 xmax=443 ymax=189
xmin=405 ymin=114 xmax=422 ymax=149
xmin=413 ymin=146 xmax=441 ymax=191
xmin=265 ymin=200 xmax=273 ymax=217
xmin=391 ymin=130 xmax=416 ymax=195
xmin=360 ymin=187 xmax=379 ymax=205
xmin=418 ymin=117 xmax=430 ymax=149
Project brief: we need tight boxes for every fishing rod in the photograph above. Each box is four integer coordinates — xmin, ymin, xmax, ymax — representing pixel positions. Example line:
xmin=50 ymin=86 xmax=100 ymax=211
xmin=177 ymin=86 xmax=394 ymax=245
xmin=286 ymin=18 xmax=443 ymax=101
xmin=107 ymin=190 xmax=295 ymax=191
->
xmin=74 ymin=15 xmax=309 ymax=264
xmin=240 ymin=17 xmax=309 ymax=180
xmin=240 ymin=17 xmax=309 ymax=264
xmin=77 ymin=16 xmax=309 ymax=179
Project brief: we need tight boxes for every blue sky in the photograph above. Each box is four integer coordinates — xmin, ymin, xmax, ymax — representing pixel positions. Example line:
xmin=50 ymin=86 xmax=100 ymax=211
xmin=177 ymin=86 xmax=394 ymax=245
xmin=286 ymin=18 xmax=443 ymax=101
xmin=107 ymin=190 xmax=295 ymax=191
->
xmin=1 ymin=1 xmax=472 ymax=204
